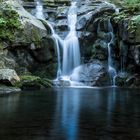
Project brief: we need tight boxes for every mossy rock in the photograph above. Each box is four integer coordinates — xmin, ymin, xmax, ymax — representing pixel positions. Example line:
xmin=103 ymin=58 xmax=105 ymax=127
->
xmin=0 ymin=1 xmax=22 ymax=42
xmin=17 ymin=75 xmax=53 ymax=90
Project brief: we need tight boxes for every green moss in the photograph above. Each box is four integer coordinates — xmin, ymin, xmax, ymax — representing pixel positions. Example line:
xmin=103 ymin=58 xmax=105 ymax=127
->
xmin=0 ymin=2 xmax=22 ymax=42
xmin=132 ymin=15 xmax=140 ymax=24
xmin=113 ymin=11 xmax=127 ymax=23
xmin=0 ymin=43 xmax=3 ymax=50
xmin=20 ymin=75 xmax=41 ymax=81
xmin=124 ymin=0 xmax=140 ymax=6
xmin=15 ymin=75 xmax=53 ymax=90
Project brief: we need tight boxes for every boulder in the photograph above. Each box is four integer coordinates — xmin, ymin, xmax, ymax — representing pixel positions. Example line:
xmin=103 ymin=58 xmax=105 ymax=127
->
xmin=0 ymin=69 xmax=20 ymax=86
xmin=126 ymin=74 xmax=140 ymax=88
xmin=18 ymin=75 xmax=53 ymax=90
xmin=70 ymin=61 xmax=109 ymax=86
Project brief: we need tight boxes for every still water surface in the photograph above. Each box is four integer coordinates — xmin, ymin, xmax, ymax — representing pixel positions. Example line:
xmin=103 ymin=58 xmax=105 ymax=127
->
xmin=0 ymin=87 xmax=140 ymax=140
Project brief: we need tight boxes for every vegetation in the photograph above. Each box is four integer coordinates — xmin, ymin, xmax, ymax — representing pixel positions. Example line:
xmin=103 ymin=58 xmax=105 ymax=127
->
xmin=15 ymin=75 xmax=53 ymax=90
xmin=0 ymin=2 xmax=21 ymax=42
xmin=124 ymin=0 xmax=140 ymax=5
xmin=109 ymin=0 xmax=140 ymax=10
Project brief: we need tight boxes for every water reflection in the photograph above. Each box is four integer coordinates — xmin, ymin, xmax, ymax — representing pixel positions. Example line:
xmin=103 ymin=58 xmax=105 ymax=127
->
xmin=0 ymin=94 xmax=20 ymax=113
xmin=0 ymin=88 xmax=140 ymax=140
xmin=52 ymin=88 xmax=80 ymax=140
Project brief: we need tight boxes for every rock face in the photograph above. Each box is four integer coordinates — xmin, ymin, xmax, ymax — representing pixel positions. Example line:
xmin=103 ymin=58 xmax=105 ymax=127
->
xmin=0 ymin=0 xmax=58 ymax=79
xmin=13 ymin=0 xmax=140 ymax=87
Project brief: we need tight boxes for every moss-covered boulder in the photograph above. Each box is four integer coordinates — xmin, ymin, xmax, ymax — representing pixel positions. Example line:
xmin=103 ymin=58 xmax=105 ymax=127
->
xmin=18 ymin=75 xmax=53 ymax=90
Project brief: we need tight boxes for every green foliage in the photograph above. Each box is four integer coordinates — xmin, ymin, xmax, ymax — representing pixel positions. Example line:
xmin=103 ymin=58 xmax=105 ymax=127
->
xmin=15 ymin=75 xmax=53 ymax=89
xmin=113 ymin=11 xmax=127 ymax=23
xmin=124 ymin=0 xmax=140 ymax=5
xmin=0 ymin=2 xmax=21 ymax=42
xmin=132 ymin=15 xmax=140 ymax=24
xmin=20 ymin=75 xmax=41 ymax=82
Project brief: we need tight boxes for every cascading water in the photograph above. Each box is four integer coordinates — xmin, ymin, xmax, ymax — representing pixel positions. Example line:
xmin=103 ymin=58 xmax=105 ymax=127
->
xmin=62 ymin=2 xmax=81 ymax=75
xmin=35 ymin=0 xmax=119 ymax=87
xmin=47 ymin=22 xmax=63 ymax=78
xmin=104 ymin=2 xmax=119 ymax=86
xmin=52 ymin=1 xmax=81 ymax=81
xmin=35 ymin=0 xmax=45 ymax=19
xmin=107 ymin=20 xmax=117 ymax=86
xmin=35 ymin=0 xmax=63 ymax=78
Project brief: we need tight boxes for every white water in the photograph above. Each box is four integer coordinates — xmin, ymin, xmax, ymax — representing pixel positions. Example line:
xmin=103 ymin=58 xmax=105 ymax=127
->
xmin=35 ymin=1 xmax=63 ymax=78
xmin=35 ymin=0 xmax=45 ymax=19
xmin=62 ymin=2 xmax=81 ymax=75
xmin=104 ymin=1 xmax=119 ymax=86
xmin=35 ymin=1 xmax=81 ymax=82
xmin=107 ymin=20 xmax=117 ymax=86
xmin=47 ymin=22 xmax=64 ymax=78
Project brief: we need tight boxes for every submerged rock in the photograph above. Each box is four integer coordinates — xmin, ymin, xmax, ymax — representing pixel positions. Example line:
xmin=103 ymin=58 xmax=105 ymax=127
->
xmin=0 ymin=86 xmax=21 ymax=94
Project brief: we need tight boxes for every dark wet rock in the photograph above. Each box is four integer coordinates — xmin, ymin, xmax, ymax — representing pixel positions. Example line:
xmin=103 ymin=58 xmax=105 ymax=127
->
xmin=129 ymin=45 xmax=140 ymax=66
xmin=126 ymin=74 xmax=140 ymax=88
xmin=56 ymin=6 xmax=68 ymax=19
xmin=0 ymin=50 xmax=16 ymax=69
xmin=43 ymin=0 xmax=70 ymax=7
xmin=91 ymin=40 xmax=108 ymax=60
xmin=77 ymin=1 xmax=116 ymax=31
xmin=56 ymin=19 xmax=68 ymax=31
xmin=115 ymin=73 xmax=128 ymax=87
xmin=22 ymin=1 xmax=36 ymax=9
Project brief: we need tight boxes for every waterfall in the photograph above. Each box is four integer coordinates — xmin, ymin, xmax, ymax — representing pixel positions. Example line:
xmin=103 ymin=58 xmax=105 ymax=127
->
xmin=35 ymin=0 xmax=63 ymax=78
xmin=50 ymin=1 xmax=81 ymax=79
xmin=104 ymin=1 xmax=119 ymax=86
xmin=35 ymin=0 xmax=82 ymax=86
xmin=107 ymin=20 xmax=117 ymax=86
xmin=62 ymin=2 xmax=81 ymax=75
xmin=47 ymin=22 xmax=63 ymax=78
xmin=35 ymin=0 xmax=45 ymax=19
